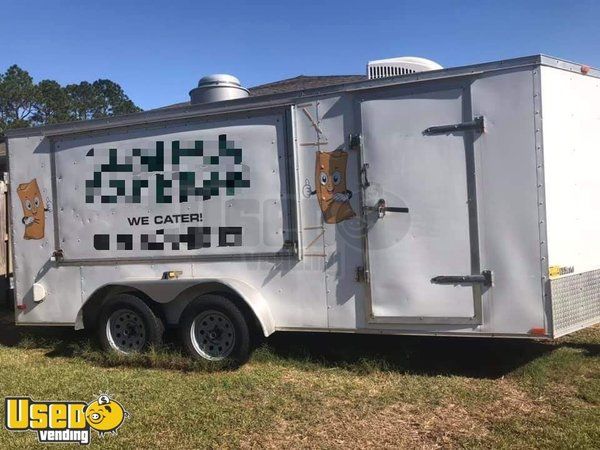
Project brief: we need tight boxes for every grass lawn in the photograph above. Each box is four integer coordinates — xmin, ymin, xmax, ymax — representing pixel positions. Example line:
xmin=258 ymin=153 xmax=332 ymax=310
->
xmin=0 ymin=307 xmax=598 ymax=449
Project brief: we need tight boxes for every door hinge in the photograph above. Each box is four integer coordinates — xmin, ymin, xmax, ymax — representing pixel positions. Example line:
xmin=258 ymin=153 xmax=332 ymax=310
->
xmin=51 ymin=249 xmax=64 ymax=262
xmin=349 ymin=133 xmax=362 ymax=150
xmin=283 ymin=240 xmax=298 ymax=254
xmin=356 ymin=266 xmax=369 ymax=283
xmin=423 ymin=116 xmax=485 ymax=135
xmin=431 ymin=270 xmax=492 ymax=287
xmin=360 ymin=163 xmax=370 ymax=188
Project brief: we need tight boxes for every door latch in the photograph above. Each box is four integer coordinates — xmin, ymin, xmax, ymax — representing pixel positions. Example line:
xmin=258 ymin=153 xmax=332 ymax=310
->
xmin=431 ymin=270 xmax=493 ymax=287
xmin=364 ymin=198 xmax=409 ymax=218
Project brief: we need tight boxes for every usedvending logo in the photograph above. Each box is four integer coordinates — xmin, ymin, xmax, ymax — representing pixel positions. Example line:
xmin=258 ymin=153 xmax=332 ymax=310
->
xmin=4 ymin=394 xmax=129 ymax=444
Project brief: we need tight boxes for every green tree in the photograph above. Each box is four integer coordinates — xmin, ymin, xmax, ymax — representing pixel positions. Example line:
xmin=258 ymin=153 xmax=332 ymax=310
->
xmin=0 ymin=65 xmax=142 ymax=135
xmin=64 ymin=81 xmax=97 ymax=121
xmin=0 ymin=65 xmax=37 ymax=132
xmin=32 ymin=80 xmax=70 ymax=125
xmin=92 ymin=79 xmax=140 ymax=118
xmin=65 ymin=79 xmax=141 ymax=121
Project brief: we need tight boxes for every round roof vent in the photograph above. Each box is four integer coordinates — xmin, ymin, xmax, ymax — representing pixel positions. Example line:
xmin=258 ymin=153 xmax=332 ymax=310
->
xmin=189 ymin=74 xmax=250 ymax=104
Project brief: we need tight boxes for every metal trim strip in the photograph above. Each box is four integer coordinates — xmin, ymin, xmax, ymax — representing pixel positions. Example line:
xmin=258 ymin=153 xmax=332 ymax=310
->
xmin=55 ymin=251 xmax=295 ymax=266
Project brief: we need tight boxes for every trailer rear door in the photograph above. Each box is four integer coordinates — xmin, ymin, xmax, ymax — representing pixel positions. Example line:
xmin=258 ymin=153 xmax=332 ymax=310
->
xmin=358 ymin=85 xmax=485 ymax=324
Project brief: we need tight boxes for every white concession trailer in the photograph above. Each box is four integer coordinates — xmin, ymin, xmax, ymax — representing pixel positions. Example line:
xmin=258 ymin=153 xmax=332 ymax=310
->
xmin=5 ymin=55 xmax=600 ymax=364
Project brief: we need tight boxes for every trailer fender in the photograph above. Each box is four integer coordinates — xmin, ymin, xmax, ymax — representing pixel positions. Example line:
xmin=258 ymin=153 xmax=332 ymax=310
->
xmin=194 ymin=278 xmax=276 ymax=337
xmin=77 ymin=278 xmax=275 ymax=337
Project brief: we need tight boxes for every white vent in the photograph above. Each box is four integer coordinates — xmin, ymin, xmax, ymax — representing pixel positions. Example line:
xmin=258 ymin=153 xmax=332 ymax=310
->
xmin=367 ymin=56 xmax=443 ymax=80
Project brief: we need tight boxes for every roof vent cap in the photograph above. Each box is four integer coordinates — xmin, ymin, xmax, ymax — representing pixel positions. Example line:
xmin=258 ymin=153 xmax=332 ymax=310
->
xmin=189 ymin=74 xmax=250 ymax=104
xmin=367 ymin=56 xmax=443 ymax=79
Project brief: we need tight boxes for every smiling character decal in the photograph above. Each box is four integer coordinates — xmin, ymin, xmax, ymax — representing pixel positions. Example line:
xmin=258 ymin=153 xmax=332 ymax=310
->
xmin=314 ymin=150 xmax=355 ymax=224
xmin=17 ymin=179 xmax=49 ymax=240
xmin=85 ymin=394 xmax=129 ymax=437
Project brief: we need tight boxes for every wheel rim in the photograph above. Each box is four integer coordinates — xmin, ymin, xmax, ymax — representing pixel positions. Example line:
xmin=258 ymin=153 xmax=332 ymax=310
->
xmin=106 ymin=308 xmax=147 ymax=353
xmin=190 ymin=310 xmax=235 ymax=360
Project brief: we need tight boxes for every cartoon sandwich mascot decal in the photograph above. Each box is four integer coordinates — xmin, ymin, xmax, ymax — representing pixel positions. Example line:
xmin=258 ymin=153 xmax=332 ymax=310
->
xmin=17 ymin=179 xmax=49 ymax=240
xmin=306 ymin=149 xmax=355 ymax=224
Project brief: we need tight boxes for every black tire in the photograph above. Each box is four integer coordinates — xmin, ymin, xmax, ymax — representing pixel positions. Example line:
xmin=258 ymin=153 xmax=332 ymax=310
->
xmin=97 ymin=293 xmax=164 ymax=354
xmin=179 ymin=294 xmax=251 ymax=366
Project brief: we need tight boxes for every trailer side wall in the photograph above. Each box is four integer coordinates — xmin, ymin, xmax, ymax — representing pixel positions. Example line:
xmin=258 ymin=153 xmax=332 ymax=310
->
xmin=541 ymin=66 xmax=600 ymax=336
xmin=542 ymin=67 xmax=600 ymax=274
xmin=9 ymin=59 xmax=596 ymax=339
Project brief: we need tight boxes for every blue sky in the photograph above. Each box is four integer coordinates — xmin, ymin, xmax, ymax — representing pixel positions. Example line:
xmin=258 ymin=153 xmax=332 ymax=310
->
xmin=2 ymin=0 xmax=599 ymax=110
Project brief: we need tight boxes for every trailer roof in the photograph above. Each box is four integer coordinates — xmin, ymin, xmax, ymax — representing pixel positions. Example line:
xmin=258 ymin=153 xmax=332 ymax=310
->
xmin=5 ymin=54 xmax=599 ymax=139
xmin=153 ymin=75 xmax=367 ymax=111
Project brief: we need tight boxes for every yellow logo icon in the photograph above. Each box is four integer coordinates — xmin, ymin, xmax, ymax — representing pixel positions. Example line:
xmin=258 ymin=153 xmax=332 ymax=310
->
xmin=84 ymin=395 xmax=127 ymax=436
xmin=5 ymin=394 xmax=129 ymax=445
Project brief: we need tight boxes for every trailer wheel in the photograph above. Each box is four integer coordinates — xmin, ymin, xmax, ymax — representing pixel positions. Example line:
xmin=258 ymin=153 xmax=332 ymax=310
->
xmin=98 ymin=294 xmax=164 ymax=354
xmin=179 ymin=295 xmax=250 ymax=365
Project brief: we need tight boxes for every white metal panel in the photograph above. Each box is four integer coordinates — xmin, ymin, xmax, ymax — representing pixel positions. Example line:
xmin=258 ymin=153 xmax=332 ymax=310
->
xmin=313 ymin=95 xmax=366 ymax=329
xmin=294 ymin=101 xmax=325 ymax=259
xmin=360 ymin=88 xmax=475 ymax=320
xmin=53 ymin=115 xmax=287 ymax=260
xmin=471 ymin=69 xmax=545 ymax=334
xmin=10 ymin=112 xmax=329 ymax=330
xmin=78 ymin=256 xmax=327 ymax=330
xmin=8 ymin=136 xmax=83 ymax=324
xmin=290 ymin=100 xmax=329 ymax=321
xmin=541 ymin=66 xmax=600 ymax=275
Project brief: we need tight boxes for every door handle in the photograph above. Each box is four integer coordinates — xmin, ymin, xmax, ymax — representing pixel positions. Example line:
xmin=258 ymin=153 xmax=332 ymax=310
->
xmin=431 ymin=270 xmax=492 ymax=287
xmin=364 ymin=198 xmax=409 ymax=218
